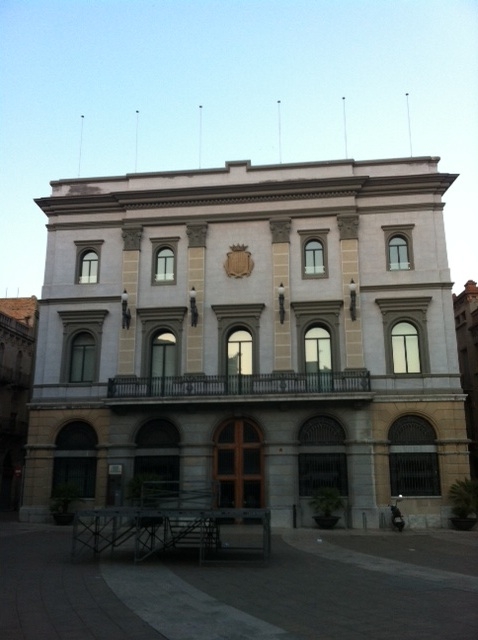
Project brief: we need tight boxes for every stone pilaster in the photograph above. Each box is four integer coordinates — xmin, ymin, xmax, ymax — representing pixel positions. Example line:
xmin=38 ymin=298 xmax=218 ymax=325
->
xmin=338 ymin=214 xmax=364 ymax=370
xmin=186 ymin=223 xmax=207 ymax=373
xmin=118 ymin=226 xmax=142 ymax=375
xmin=271 ymin=219 xmax=292 ymax=372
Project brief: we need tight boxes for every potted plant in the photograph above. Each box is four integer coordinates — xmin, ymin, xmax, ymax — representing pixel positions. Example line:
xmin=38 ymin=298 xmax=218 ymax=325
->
xmin=309 ymin=486 xmax=345 ymax=529
xmin=50 ymin=482 xmax=81 ymax=525
xmin=448 ymin=478 xmax=478 ymax=531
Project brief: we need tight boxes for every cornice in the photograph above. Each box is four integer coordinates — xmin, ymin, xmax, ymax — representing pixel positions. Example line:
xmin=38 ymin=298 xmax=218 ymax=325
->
xmin=360 ymin=173 xmax=458 ymax=197
xmin=36 ymin=170 xmax=457 ymax=219
xmin=39 ymin=296 xmax=120 ymax=306
xmin=360 ymin=282 xmax=453 ymax=293
xmin=36 ymin=177 xmax=367 ymax=217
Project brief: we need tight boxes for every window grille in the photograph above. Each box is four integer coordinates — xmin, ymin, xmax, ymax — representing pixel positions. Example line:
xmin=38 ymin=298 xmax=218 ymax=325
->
xmin=53 ymin=457 xmax=96 ymax=498
xmin=389 ymin=416 xmax=440 ymax=496
xmin=389 ymin=453 xmax=440 ymax=496
xmin=299 ymin=453 xmax=348 ymax=496
xmin=299 ymin=416 xmax=348 ymax=496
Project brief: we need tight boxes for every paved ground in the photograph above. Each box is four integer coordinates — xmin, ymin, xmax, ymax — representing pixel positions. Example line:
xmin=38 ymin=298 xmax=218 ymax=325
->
xmin=1 ymin=512 xmax=477 ymax=640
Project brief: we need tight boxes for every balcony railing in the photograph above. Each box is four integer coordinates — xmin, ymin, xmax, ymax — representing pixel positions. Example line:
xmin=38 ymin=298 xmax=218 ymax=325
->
xmin=107 ymin=370 xmax=371 ymax=399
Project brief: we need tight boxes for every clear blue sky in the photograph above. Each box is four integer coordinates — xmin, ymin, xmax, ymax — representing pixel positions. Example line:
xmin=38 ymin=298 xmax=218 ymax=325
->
xmin=1 ymin=0 xmax=477 ymax=298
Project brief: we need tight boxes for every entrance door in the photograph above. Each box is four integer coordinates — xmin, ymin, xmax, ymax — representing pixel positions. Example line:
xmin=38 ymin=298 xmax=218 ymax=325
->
xmin=214 ymin=418 xmax=263 ymax=510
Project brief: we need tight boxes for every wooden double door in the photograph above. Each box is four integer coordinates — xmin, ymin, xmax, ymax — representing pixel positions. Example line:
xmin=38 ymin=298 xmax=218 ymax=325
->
xmin=214 ymin=418 xmax=264 ymax=510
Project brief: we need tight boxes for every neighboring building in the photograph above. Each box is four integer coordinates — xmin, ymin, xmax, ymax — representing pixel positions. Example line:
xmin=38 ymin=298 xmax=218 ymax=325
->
xmin=453 ymin=280 xmax=478 ymax=478
xmin=21 ymin=157 xmax=469 ymax=528
xmin=0 ymin=297 xmax=37 ymax=510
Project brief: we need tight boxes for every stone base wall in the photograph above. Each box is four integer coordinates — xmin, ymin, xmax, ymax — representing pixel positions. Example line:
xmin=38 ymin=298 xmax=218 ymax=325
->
xmin=21 ymin=398 xmax=469 ymax=527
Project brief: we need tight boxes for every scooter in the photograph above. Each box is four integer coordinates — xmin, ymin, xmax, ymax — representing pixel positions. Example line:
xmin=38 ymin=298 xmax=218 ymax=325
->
xmin=390 ymin=495 xmax=405 ymax=532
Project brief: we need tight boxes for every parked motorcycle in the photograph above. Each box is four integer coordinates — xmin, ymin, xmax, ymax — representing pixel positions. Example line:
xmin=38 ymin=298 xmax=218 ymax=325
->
xmin=390 ymin=495 xmax=405 ymax=532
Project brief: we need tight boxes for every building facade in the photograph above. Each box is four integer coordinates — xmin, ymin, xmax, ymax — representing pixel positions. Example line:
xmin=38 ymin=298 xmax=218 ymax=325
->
xmin=21 ymin=157 xmax=469 ymax=528
xmin=0 ymin=297 xmax=37 ymax=510
xmin=453 ymin=280 xmax=478 ymax=478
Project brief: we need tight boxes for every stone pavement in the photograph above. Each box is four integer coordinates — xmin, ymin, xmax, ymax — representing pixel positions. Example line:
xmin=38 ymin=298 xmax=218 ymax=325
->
xmin=1 ymin=512 xmax=477 ymax=640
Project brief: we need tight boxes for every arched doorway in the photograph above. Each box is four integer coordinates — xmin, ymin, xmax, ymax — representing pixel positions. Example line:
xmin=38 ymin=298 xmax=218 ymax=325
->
xmin=214 ymin=418 xmax=264 ymax=510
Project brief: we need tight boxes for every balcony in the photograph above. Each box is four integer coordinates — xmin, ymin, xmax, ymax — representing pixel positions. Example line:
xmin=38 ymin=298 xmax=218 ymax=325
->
xmin=107 ymin=370 xmax=371 ymax=400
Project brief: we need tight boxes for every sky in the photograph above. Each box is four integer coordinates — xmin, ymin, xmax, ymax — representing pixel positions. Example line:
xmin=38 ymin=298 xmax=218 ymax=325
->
xmin=1 ymin=0 xmax=477 ymax=298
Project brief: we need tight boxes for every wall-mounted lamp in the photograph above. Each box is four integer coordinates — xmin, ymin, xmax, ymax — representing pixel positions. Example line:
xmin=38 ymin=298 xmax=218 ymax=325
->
xmin=349 ymin=279 xmax=357 ymax=321
xmin=190 ymin=287 xmax=199 ymax=327
xmin=278 ymin=282 xmax=285 ymax=324
xmin=121 ymin=290 xmax=131 ymax=329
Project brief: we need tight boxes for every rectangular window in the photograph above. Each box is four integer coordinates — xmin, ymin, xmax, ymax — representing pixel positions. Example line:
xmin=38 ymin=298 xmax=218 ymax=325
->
xmin=70 ymin=344 xmax=95 ymax=382
xmin=389 ymin=453 xmax=440 ymax=496
xmin=53 ymin=458 xmax=96 ymax=498
xmin=299 ymin=453 xmax=348 ymax=496
xmin=392 ymin=335 xmax=420 ymax=373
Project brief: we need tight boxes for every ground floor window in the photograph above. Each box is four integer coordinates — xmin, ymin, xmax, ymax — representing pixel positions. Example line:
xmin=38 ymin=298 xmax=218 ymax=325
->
xmin=53 ymin=457 xmax=97 ymax=498
xmin=133 ymin=419 xmax=180 ymax=490
xmin=52 ymin=421 xmax=98 ymax=498
xmin=388 ymin=415 xmax=440 ymax=496
xmin=134 ymin=455 xmax=179 ymax=485
xmin=299 ymin=453 xmax=348 ymax=496
xmin=389 ymin=452 xmax=440 ymax=496
xmin=298 ymin=415 xmax=348 ymax=496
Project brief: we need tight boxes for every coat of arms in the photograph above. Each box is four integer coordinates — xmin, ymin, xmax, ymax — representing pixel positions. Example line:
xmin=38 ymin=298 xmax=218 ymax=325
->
xmin=224 ymin=244 xmax=254 ymax=278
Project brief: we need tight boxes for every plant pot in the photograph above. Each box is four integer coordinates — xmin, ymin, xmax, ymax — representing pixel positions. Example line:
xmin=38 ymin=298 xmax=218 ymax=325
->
xmin=313 ymin=515 xmax=340 ymax=529
xmin=52 ymin=512 xmax=75 ymax=526
xmin=449 ymin=517 xmax=477 ymax=531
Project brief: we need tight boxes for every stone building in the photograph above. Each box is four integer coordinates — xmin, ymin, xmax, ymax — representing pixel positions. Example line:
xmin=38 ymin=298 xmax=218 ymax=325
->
xmin=20 ymin=157 xmax=469 ymax=528
xmin=0 ymin=297 xmax=37 ymax=510
xmin=453 ymin=280 xmax=478 ymax=478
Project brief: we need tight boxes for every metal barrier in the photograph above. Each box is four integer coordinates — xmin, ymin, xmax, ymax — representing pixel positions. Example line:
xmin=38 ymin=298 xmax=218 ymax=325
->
xmin=71 ymin=507 xmax=271 ymax=565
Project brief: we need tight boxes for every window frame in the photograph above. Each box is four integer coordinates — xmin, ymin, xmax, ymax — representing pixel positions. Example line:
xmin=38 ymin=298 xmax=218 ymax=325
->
xmin=291 ymin=300 xmax=343 ymax=373
xmin=137 ymin=307 xmax=187 ymax=378
xmin=212 ymin=304 xmax=264 ymax=375
xmin=151 ymin=237 xmax=180 ymax=286
xmin=388 ymin=415 xmax=440 ymax=497
xmin=382 ymin=225 xmax=414 ymax=272
xmin=298 ymin=415 xmax=348 ymax=497
xmin=58 ymin=309 xmax=108 ymax=384
xmin=69 ymin=331 xmax=96 ymax=383
xmin=391 ymin=321 xmax=421 ymax=374
xmin=375 ymin=297 xmax=431 ymax=375
xmin=133 ymin=419 xmax=181 ymax=490
xmin=53 ymin=421 xmax=98 ymax=499
xmin=298 ymin=229 xmax=330 ymax=280
xmin=75 ymin=240 xmax=104 ymax=284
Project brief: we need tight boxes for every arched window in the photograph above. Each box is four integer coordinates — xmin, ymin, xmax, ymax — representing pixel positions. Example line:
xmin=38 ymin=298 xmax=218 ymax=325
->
xmin=69 ymin=331 xmax=96 ymax=382
xmin=305 ymin=326 xmax=332 ymax=373
xmin=304 ymin=325 xmax=333 ymax=391
xmin=151 ymin=332 xmax=176 ymax=378
xmin=227 ymin=329 xmax=252 ymax=375
xmin=304 ymin=240 xmax=325 ymax=275
xmin=388 ymin=235 xmax=410 ymax=271
xmin=70 ymin=332 xmax=96 ymax=382
xmin=79 ymin=250 xmax=98 ymax=283
xmin=392 ymin=322 xmax=420 ymax=373
xmin=155 ymin=247 xmax=175 ymax=282
xmin=134 ymin=419 xmax=180 ymax=490
xmin=298 ymin=416 xmax=348 ymax=496
xmin=53 ymin=421 xmax=98 ymax=498
xmin=227 ymin=329 xmax=252 ymax=393
xmin=389 ymin=416 xmax=440 ymax=496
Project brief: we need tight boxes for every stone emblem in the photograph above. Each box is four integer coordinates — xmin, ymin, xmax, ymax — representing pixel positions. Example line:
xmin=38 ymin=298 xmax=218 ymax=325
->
xmin=224 ymin=244 xmax=254 ymax=278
